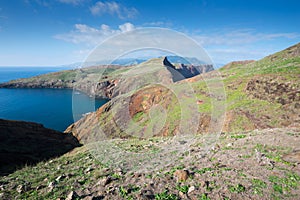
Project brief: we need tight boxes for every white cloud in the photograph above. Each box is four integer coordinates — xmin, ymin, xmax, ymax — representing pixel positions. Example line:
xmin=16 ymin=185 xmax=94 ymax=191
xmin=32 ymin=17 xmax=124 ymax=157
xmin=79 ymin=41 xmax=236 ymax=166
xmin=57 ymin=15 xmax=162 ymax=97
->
xmin=191 ymin=29 xmax=300 ymax=64
xmin=143 ymin=21 xmax=173 ymax=28
xmin=194 ymin=29 xmax=300 ymax=46
xmin=57 ymin=0 xmax=87 ymax=5
xmin=119 ymin=22 xmax=135 ymax=32
xmin=90 ymin=1 xmax=138 ymax=19
xmin=54 ymin=22 xmax=135 ymax=45
xmin=55 ymin=25 xmax=300 ymax=65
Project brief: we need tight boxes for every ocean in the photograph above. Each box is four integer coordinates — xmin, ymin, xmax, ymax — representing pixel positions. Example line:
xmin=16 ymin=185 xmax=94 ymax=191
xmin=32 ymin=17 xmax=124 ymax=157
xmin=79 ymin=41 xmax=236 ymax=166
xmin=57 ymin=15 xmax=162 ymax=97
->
xmin=0 ymin=66 xmax=70 ymax=83
xmin=0 ymin=67 xmax=107 ymax=132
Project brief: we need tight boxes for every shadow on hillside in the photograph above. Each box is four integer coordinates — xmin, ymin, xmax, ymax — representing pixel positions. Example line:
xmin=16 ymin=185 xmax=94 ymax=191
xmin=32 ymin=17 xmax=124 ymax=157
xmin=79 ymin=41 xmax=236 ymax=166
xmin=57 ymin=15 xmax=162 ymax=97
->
xmin=0 ymin=119 xmax=81 ymax=176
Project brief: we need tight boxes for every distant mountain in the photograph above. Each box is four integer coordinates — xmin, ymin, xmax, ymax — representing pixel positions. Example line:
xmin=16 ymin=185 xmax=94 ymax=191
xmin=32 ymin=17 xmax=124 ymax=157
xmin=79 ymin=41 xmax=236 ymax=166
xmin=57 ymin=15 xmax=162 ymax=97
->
xmin=58 ymin=56 xmax=206 ymax=68
xmin=58 ymin=62 xmax=83 ymax=69
xmin=111 ymin=58 xmax=147 ymax=66
xmin=166 ymin=56 xmax=206 ymax=65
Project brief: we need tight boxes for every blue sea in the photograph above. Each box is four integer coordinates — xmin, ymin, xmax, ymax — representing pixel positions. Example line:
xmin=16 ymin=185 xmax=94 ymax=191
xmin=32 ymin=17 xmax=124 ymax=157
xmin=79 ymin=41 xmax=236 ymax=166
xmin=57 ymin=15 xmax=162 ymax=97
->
xmin=0 ymin=67 xmax=107 ymax=132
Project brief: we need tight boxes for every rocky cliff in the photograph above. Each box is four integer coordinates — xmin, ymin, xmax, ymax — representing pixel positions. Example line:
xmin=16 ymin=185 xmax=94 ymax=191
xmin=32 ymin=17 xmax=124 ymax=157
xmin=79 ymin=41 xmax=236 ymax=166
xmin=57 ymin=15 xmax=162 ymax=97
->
xmin=65 ymin=43 xmax=300 ymax=144
xmin=0 ymin=119 xmax=81 ymax=176
xmin=0 ymin=57 xmax=214 ymax=99
xmin=0 ymin=65 xmax=122 ymax=99
xmin=163 ymin=57 xmax=214 ymax=81
xmin=0 ymin=45 xmax=300 ymax=200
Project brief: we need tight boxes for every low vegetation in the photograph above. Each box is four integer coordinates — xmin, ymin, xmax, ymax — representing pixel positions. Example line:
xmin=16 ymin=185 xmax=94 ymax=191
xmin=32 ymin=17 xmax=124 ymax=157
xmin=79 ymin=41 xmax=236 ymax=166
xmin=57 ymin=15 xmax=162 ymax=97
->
xmin=1 ymin=128 xmax=300 ymax=199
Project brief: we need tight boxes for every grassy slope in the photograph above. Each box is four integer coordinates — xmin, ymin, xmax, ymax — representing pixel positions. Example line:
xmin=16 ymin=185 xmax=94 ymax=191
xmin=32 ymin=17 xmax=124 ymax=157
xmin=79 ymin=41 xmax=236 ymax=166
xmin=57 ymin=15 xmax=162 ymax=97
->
xmin=93 ymin=43 xmax=299 ymax=138
xmin=189 ymin=43 xmax=300 ymax=132
xmin=1 ymin=44 xmax=300 ymax=199
xmin=1 ymin=128 xmax=300 ymax=199
xmin=65 ymin=43 xmax=300 ymax=144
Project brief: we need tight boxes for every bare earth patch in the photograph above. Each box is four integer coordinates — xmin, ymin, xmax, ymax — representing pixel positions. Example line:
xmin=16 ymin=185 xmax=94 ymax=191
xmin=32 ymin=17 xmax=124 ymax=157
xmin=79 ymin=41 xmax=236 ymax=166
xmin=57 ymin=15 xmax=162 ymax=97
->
xmin=1 ymin=127 xmax=300 ymax=199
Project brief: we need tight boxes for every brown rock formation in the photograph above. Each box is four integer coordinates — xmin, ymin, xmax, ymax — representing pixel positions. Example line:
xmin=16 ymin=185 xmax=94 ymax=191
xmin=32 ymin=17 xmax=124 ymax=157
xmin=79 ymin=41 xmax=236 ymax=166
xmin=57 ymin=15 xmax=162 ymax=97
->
xmin=245 ymin=75 xmax=300 ymax=105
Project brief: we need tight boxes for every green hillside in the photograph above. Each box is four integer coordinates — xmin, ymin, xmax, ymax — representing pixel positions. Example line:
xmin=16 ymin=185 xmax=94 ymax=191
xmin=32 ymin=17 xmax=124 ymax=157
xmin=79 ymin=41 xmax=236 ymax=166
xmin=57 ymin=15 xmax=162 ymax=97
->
xmin=0 ymin=43 xmax=300 ymax=200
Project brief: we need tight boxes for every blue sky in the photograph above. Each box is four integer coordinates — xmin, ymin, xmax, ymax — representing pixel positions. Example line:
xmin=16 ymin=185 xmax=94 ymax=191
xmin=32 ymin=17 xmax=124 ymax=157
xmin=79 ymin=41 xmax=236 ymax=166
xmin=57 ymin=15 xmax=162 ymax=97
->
xmin=0 ymin=0 xmax=299 ymax=66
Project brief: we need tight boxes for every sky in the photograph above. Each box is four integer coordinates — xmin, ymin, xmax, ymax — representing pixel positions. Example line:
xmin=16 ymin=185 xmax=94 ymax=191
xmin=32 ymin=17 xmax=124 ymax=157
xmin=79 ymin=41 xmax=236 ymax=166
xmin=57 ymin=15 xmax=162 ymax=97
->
xmin=0 ymin=0 xmax=299 ymax=66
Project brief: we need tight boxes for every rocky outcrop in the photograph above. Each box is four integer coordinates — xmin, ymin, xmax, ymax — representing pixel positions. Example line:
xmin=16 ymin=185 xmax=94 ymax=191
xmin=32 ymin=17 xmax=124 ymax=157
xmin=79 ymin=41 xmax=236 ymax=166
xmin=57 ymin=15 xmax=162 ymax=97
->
xmin=0 ymin=65 xmax=122 ymax=99
xmin=0 ymin=58 xmax=213 ymax=99
xmin=245 ymin=75 xmax=300 ymax=105
xmin=0 ymin=119 xmax=81 ymax=176
xmin=267 ymin=42 xmax=300 ymax=61
xmin=163 ymin=56 xmax=175 ymax=68
xmin=0 ymin=78 xmax=74 ymax=89
xmin=164 ymin=57 xmax=214 ymax=82
xmin=65 ymin=84 xmax=179 ymax=142
xmin=65 ymin=57 xmax=216 ymax=142
xmin=74 ymin=79 xmax=119 ymax=99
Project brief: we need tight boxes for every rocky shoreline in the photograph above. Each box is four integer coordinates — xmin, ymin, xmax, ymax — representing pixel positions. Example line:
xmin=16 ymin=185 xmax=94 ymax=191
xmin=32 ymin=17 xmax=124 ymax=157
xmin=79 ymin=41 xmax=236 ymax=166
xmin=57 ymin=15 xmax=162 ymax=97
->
xmin=0 ymin=57 xmax=214 ymax=100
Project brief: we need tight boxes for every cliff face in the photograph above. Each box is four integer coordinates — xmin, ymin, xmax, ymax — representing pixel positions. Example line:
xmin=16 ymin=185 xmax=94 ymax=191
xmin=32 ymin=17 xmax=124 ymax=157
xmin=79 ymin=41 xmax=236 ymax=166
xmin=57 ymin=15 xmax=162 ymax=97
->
xmin=0 ymin=57 xmax=214 ymax=99
xmin=65 ymin=57 xmax=216 ymax=143
xmin=0 ymin=119 xmax=81 ymax=176
xmin=65 ymin=58 xmax=181 ymax=141
xmin=0 ymin=65 xmax=123 ymax=99
xmin=163 ymin=57 xmax=214 ymax=82
xmin=66 ymin=43 xmax=300 ymax=143
xmin=65 ymin=85 xmax=180 ymax=142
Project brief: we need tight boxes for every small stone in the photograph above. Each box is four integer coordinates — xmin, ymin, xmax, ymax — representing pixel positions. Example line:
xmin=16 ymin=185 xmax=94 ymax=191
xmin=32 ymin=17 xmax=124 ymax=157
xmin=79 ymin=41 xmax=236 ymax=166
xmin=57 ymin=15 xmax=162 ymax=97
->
xmin=226 ymin=143 xmax=233 ymax=147
xmin=48 ymin=181 xmax=55 ymax=192
xmin=174 ymin=170 xmax=189 ymax=182
xmin=82 ymin=196 xmax=93 ymax=200
xmin=0 ymin=185 xmax=4 ymax=191
xmin=48 ymin=181 xmax=55 ymax=188
xmin=55 ymin=175 xmax=66 ymax=182
xmin=36 ymin=185 xmax=43 ymax=190
xmin=66 ymin=191 xmax=79 ymax=200
xmin=179 ymin=191 xmax=187 ymax=199
xmin=96 ymin=177 xmax=111 ymax=186
xmin=16 ymin=185 xmax=24 ymax=193
xmin=16 ymin=182 xmax=31 ymax=193
xmin=115 ymin=168 xmax=123 ymax=174
xmin=178 ymin=140 xmax=187 ymax=145
xmin=85 ymin=167 xmax=93 ymax=173
xmin=188 ymin=186 xmax=195 ymax=194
